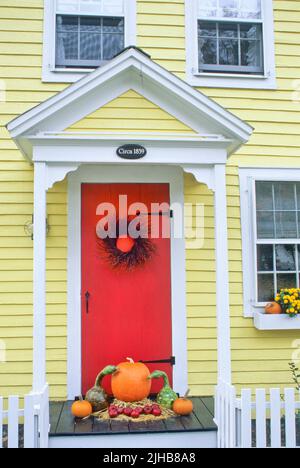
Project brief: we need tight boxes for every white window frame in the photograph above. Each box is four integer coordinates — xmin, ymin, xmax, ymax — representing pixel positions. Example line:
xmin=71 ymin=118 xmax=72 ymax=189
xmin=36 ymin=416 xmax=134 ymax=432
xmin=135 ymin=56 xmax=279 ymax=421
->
xmin=42 ymin=0 xmax=137 ymax=83
xmin=239 ymin=168 xmax=300 ymax=318
xmin=185 ymin=0 xmax=276 ymax=89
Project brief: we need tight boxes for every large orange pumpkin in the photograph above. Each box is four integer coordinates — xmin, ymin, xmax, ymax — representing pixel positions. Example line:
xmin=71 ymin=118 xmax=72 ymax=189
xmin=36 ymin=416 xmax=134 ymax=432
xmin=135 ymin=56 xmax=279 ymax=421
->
xmin=111 ymin=357 xmax=151 ymax=402
xmin=265 ymin=302 xmax=282 ymax=315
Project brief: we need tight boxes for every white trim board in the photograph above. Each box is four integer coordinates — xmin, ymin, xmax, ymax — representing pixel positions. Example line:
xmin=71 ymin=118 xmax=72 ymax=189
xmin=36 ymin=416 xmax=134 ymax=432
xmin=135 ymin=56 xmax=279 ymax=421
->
xmin=185 ymin=0 xmax=276 ymax=90
xmin=239 ymin=168 xmax=300 ymax=319
xmin=67 ymin=165 xmax=188 ymax=399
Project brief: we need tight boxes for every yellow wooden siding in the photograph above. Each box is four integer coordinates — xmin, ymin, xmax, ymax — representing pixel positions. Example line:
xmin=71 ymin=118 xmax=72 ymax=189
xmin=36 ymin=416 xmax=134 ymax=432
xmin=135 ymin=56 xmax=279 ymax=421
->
xmin=67 ymin=90 xmax=196 ymax=133
xmin=0 ymin=0 xmax=299 ymax=399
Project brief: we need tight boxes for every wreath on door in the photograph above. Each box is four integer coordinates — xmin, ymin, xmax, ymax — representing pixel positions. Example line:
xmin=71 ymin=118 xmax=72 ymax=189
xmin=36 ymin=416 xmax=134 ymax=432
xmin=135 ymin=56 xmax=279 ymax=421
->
xmin=98 ymin=218 xmax=156 ymax=270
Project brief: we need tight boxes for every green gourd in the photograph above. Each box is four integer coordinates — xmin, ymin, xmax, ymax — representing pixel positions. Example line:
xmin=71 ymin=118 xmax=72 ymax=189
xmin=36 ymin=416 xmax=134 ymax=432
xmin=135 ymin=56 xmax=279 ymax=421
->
xmin=149 ymin=370 xmax=178 ymax=409
xmin=86 ymin=365 xmax=117 ymax=412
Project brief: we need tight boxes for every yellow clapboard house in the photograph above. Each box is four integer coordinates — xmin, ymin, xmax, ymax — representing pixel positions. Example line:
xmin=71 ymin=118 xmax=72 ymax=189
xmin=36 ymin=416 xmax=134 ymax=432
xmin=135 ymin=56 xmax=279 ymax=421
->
xmin=1 ymin=0 xmax=300 ymax=449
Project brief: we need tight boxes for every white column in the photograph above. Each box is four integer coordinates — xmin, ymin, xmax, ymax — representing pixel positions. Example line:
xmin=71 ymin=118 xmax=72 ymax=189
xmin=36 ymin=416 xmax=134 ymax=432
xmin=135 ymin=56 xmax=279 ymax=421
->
xmin=33 ymin=162 xmax=47 ymax=393
xmin=214 ymin=164 xmax=232 ymax=384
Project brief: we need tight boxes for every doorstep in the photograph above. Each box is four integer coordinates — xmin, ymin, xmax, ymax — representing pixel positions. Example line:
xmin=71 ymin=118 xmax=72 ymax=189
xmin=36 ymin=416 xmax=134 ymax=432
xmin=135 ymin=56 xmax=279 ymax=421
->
xmin=49 ymin=397 xmax=217 ymax=448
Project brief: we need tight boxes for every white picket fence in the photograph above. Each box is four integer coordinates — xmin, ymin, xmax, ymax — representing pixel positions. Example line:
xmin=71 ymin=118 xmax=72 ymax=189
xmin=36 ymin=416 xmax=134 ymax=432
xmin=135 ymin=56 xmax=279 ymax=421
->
xmin=215 ymin=381 xmax=300 ymax=448
xmin=0 ymin=384 xmax=49 ymax=449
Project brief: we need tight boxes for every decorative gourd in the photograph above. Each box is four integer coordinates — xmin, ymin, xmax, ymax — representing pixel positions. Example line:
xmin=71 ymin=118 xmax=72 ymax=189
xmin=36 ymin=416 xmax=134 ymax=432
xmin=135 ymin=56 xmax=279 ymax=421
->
xmin=116 ymin=236 xmax=135 ymax=253
xmin=111 ymin=357 xmax=151 ymax=402
xmin=86 ymin=365 xmax=117 ymax=412
xmin=265 ymin=302 xmax=282 ymax=315
xmin=71 ymin=396 xmax=92 ymax=419
xmin=173 ymin=389 xmax=194 ymax=416
xmin=149 ymin=370 xmax=177 ymax=409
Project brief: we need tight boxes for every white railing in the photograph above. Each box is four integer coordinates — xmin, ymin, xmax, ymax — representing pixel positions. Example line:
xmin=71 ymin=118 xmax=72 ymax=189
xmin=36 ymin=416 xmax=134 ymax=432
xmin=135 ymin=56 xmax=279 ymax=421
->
xmin=0 ymin=384 xmax=49 ymax=449
xmin=215 ymin=381 xmax=300 ymax=448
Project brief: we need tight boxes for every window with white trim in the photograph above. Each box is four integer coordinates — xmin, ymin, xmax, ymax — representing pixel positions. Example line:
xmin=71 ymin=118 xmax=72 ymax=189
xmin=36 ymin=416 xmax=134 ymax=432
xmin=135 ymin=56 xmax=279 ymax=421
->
xmin=255 ymin=181 xmax=300 ymax=303
xmin=185 ymin=0 xmax=276 ymax=89
xmin=239 ymin=170 xmax=300 ymax=318
xmin=43 ymin=0 xmax=136 ymax=82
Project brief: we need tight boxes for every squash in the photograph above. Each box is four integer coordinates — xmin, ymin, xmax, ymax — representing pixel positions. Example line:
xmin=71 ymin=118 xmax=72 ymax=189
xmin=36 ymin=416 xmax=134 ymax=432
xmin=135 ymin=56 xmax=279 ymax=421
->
xmin=86 ymin=365 xmax=117 ymax=412
xmin=111 ymin=357 xmax=151 ymax=402
xmin=173 ymin=390 xmax=194 ymax=416
xmin=265 ymin=302 xmax=282 ymax=315
xmin=149 ymin=370 xmax=177 ymax=409
xmin=71 ymin=396 xmax=92 ymax=419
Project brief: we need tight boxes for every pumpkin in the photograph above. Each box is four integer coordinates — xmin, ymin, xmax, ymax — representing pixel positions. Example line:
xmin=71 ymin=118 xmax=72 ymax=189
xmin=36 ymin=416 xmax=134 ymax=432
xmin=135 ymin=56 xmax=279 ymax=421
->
xmin=265 ymin=302 xmax=282 ymax=315
xmin=148 ymin=370 xmax=177 ymax=409
xmin=173 ymin=390 xmax=194 ymax=416
xmin=111 ymin=357 xmax=151 ymax=402
xmin=71 ymin=396 xmax=92 ymax=419
xmin=86 ymin=365 xmax=117 ymax=412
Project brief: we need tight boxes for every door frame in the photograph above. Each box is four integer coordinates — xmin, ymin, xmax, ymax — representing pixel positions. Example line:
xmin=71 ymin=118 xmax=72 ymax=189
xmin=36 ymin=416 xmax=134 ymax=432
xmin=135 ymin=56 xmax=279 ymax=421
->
xmin=67 ymin=164 xmax=188 ymax=399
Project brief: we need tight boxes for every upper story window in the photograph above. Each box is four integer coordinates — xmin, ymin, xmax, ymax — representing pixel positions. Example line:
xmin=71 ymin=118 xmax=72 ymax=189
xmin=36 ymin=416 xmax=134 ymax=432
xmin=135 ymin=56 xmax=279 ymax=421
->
xmin=43 ymin=0 xmax=136 ymax=82
xmin=198 ymin=0 xmax=263 ymax=75
xmin=56 ymin=0 xmax=125 ymax=68
xmin=185 ymin=0 xmax=276 ymax=89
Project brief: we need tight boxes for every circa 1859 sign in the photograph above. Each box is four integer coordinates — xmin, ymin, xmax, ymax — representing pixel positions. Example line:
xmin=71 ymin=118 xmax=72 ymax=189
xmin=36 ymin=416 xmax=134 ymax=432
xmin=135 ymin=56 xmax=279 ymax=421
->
xmin=117 ymin=144 xmax=147 ymax=160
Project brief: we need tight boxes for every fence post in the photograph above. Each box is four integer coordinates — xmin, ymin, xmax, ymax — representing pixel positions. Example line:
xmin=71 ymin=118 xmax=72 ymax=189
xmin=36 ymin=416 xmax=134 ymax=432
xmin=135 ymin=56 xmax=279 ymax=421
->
xmin=255 ymin=389 xmax=267 ymax=448
xmin=241 ymin=389 xmax=252 ymax=448
xmin=284 ymin=388 xmax=296 ymax=449
xmin=24 ymin=393 xmax=35 ymax=449
xmin=8 ymin=396 xmax=19 ymax=449
xmin=270 ymin=388 xmax=281 ymax=448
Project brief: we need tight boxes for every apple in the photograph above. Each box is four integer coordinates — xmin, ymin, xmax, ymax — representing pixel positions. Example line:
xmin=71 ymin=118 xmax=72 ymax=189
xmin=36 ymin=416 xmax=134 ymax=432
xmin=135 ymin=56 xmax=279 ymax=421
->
xmin=123 ymin=407 xmax=133 ymax=416
xmin=152 ymin=407 xmax=162 ymax=417
xmin=144 ymin=405 xmax=152 ymax=415
xmin=131 ymin=410 xmax=140 ymax=419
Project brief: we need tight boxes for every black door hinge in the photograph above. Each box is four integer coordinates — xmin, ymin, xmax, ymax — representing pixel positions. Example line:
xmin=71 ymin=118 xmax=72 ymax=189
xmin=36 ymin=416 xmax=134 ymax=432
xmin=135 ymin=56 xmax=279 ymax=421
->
xmin=139 ymin=356 xmax=176 ymax=366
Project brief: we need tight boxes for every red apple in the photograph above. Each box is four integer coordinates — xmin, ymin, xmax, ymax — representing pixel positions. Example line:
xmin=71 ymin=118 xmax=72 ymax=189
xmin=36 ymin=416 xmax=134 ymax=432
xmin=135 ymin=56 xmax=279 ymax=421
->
xmin=117 ymin=407 xmax=124 ymax=415
xmin=123 ymin=407 xmax=133 ymax=416
xmin=152 ymin=407 xmax=162 ymax=417
xmin=131 ymin=410 xmax=140 ymax=419
xmin=144 ymin=405 xmax=152 ymax=415
xmin=109 ymin=409 xmax=118 ymax=418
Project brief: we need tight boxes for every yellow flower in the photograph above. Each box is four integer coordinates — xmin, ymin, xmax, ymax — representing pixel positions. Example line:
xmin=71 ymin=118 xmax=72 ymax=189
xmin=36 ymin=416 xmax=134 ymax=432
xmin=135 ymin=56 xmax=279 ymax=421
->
xmin=284 ymin=300 xmax=288 ymax=304
xmin=290 ymin=308 xmax=295 ymax=313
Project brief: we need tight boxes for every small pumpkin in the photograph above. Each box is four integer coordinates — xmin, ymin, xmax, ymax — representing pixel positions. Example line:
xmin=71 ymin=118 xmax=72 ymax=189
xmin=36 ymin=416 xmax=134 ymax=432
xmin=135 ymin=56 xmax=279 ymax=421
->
xmin=86 ymin=365 xmax=117 ymax=412
xmin=173 ymin=389 xmax=194 ymax=416
xmin=265 ymin=302 xmax=282 ymax=315
xmin=71 ymin=396 xmax=92 ymax=419
xmin=111 ymin=357 xmax=151 ymax=402
xmin=149 ymin=370 xmax=177 ymax=409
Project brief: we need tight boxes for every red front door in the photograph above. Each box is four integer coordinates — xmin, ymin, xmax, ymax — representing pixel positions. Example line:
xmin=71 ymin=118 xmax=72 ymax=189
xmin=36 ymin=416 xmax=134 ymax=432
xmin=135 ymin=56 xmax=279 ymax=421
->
xmin=81 ymin=183 xmax=173 ymax=395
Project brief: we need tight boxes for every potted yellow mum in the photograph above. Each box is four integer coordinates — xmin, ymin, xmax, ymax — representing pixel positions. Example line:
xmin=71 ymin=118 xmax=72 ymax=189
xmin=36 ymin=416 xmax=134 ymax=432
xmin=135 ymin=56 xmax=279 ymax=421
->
xmin=275 ymin=289 xmax=300 ymax=318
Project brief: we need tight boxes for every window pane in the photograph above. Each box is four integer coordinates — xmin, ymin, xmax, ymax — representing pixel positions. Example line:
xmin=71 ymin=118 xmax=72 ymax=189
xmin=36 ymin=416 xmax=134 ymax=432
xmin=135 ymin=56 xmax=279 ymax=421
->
xmin=103 ymin=17 xmax=124 ymax=33
xmin=219 ymin=22 xmax=238 ymax=38
xmin=198 ymin=0 xmax=262 ymax=19
xmin=275 ymin=212 xmax=297 ymax=239
xmin=257 ymin=245 xmax=273 ymax=272
xmin=257 ymin=274 xmax=274 ymax=302
xmin=56 ymin=16 xmax=79 ymax=65
xmin=198 ymin=21 xmax=217 ymax=37
xmin=274 ymin=182 xmax=296 ymax=211
xmin=257 ymin=212 xmax=274 ymax=239
xmin=103 ymin=33 xmax=124 ymax=60
xmin=256 ymin=182 xmax=273 ymax=211
xmin=57 ymin=0 xmax=79 ymax=13
xmin=219 ymin=39 xmax=238 ymax=65
xmin=199 ymin=38 xmax=217 ymax=66
xmin=275 ymin=245 xmax=296 ymax=271
xmin=277 ymin=273 xmax=297 ymax=292
xmin=80 ymin=33 xmax=101 ymax=60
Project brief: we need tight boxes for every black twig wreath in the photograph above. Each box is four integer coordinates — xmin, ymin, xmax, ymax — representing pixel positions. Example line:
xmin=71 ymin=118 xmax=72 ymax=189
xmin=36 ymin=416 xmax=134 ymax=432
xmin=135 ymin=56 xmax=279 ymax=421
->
xmin=97 ymin=218 xmax=156 ymax=270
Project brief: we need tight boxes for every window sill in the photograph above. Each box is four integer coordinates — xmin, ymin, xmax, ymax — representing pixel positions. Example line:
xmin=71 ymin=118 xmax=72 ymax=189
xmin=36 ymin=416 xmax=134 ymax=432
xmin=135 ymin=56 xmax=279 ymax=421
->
xmin=186 ymin=70 xmax=277 ymax=90
xmin=42 ymin=67 xmax=94 ymax=83
xmin=254 ymin=311 xmax=300 ymax=330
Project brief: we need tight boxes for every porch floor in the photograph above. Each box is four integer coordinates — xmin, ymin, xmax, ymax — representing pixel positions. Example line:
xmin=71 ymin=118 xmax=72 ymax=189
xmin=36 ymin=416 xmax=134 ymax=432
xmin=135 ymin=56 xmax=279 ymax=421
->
xmin=49 ymin=397 xmax=216 ymax=437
